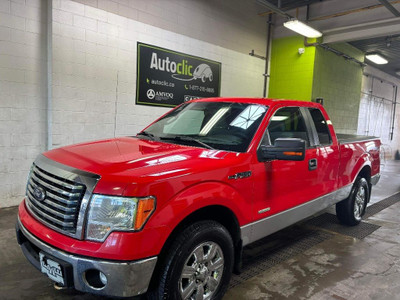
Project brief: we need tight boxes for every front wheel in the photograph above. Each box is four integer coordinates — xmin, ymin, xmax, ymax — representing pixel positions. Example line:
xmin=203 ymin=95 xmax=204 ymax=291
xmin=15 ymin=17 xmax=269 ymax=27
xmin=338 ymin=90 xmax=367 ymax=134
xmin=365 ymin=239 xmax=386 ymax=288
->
xmin=336 ymin=177 xmax=369 ymax=226
xmin=147 ymin=220 xmax=234 ymax=300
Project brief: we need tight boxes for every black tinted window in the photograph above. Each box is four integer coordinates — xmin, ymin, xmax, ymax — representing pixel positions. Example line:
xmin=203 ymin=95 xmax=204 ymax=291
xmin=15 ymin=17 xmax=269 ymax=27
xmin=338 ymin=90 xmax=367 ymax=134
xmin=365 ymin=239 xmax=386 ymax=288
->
xmin=309 ymin=108 xmax=332 ymax=145
xmin=264 ymin=107 xmax=309 ymax=146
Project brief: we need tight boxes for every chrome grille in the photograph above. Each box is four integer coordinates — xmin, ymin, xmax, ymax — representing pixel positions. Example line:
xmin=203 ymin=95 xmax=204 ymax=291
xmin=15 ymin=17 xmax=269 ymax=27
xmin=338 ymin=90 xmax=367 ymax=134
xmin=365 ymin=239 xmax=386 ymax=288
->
xmin=26 ymin=164 xmax=86 ymax=234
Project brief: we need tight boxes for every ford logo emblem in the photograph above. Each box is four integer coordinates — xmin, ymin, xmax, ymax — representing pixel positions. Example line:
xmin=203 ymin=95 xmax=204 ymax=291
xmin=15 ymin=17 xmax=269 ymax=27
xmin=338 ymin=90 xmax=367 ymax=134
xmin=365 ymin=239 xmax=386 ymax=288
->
xmin=33 ymin=186 xmax=46 ymax=201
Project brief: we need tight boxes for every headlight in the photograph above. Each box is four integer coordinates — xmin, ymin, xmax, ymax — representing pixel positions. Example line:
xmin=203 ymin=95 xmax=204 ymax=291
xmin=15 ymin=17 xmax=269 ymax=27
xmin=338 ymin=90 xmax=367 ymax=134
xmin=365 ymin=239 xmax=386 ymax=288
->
xmin=86 ymin=194 xmax=156 ymax=242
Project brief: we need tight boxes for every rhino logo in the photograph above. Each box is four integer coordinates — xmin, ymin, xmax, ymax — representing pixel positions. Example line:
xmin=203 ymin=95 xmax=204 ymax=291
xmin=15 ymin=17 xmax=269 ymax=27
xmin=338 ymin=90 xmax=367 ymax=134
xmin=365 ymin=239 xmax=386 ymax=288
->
xmin=193 ymin=64 xmax=213 ymax=82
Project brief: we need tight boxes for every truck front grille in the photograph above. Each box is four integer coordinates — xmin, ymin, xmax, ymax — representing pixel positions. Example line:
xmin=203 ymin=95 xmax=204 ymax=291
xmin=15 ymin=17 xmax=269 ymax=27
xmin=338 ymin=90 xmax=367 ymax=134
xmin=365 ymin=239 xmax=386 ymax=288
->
xmin=26 ymin=164 xmax=86 ymax=234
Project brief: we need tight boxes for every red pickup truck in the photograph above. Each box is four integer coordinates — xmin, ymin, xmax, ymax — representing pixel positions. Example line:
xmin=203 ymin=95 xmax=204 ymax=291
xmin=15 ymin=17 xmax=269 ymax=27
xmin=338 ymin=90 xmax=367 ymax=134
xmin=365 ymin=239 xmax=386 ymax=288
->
xmin=16 ymin=98 xmax=380 ymax=299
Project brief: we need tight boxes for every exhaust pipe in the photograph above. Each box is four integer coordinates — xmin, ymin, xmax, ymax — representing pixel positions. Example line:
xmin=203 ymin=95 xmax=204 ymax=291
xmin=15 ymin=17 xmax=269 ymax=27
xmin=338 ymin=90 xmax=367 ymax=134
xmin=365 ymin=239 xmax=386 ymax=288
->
xmin=53 ymin=283 xmax=67 ymax=290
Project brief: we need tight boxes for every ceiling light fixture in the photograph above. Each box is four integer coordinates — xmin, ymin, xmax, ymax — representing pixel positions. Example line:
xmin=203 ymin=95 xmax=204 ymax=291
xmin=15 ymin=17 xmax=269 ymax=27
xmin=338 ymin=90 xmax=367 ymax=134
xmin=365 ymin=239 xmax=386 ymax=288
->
xmin=365 ymin=53 xmax=388 ymax=64
xmin=283 ymin=19 xmax=322 ymax=38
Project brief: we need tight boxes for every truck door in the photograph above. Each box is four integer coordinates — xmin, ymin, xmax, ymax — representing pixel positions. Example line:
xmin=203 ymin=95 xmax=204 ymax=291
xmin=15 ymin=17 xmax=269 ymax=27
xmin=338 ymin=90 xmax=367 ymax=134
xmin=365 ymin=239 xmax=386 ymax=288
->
xmin=305 ymin=107 xmax=340 ymax=196
xmin=252 ymin=106 xmax=321 ymax=221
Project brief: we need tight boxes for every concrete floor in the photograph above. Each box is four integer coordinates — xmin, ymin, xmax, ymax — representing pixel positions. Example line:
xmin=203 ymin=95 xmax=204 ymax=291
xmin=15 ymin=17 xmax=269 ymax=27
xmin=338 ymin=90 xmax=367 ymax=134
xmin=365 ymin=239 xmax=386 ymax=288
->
xmin=0 ymin=161 xmax=399 ymax=300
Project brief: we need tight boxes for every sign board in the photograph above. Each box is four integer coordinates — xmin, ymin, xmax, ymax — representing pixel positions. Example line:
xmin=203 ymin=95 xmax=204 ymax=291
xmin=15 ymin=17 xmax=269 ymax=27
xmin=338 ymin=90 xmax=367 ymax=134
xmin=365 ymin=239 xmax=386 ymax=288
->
xmin=136 ymin=42 xmax=221 ymax=107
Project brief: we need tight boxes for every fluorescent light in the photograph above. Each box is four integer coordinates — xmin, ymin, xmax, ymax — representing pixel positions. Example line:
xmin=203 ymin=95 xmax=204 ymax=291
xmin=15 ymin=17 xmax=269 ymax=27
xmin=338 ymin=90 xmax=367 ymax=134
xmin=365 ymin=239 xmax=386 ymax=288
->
xmin=199 ymin=107 xmax=229 ymax=136
xmin=396 ymin=70 xmax=400 ymax=76
xmin=283 ymin=19 xmax=322 ymax=38
xmin=271 ymin=116 xmax=289 ymax=121
xmin=365 ymin=53 xmax=388 ymax=65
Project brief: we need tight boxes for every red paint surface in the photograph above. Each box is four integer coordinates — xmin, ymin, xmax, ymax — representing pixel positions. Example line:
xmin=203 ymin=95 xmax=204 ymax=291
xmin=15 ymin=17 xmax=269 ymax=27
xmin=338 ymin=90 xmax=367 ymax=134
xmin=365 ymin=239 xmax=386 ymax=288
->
xmin=19 ymin=98 xmax=380 ymax=260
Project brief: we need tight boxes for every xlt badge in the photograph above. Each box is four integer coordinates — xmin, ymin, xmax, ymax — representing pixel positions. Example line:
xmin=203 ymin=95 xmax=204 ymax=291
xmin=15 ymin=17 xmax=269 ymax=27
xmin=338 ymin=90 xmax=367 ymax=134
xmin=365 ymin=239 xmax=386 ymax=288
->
xmin=228 ymin=171 xmax=252 ymax=180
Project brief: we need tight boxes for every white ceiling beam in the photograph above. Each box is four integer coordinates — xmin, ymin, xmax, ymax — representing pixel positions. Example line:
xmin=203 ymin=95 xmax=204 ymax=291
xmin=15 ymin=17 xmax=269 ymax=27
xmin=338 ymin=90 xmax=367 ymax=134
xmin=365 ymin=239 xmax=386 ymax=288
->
xmin=322 ymin=18 xmax=400 ymax=43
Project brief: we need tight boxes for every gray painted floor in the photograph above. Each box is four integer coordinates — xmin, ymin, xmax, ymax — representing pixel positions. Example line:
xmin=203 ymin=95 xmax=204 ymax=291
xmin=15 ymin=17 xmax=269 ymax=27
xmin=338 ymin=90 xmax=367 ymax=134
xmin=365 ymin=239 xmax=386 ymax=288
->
xmin=0 ymin=161 xmax=399 ymax=300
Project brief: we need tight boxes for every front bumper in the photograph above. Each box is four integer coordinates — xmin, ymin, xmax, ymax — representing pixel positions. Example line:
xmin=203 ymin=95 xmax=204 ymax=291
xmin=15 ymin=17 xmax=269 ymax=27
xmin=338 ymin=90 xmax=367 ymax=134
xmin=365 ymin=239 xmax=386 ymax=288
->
xmin=16 ymin=217 xmax=157 ymax=297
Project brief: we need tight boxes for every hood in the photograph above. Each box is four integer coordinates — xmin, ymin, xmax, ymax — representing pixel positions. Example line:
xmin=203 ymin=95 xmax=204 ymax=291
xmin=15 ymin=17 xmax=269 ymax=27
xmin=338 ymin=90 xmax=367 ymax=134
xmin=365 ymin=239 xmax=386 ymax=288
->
xmin=44 ymin=137 xmax=233 ymax=177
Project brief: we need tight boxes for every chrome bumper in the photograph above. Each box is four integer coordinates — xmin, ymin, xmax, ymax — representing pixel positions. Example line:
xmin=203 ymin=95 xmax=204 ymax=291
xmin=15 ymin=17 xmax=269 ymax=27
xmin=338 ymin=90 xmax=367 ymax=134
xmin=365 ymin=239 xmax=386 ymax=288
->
xmin=16 ymin=218 xmax=157 ymax=297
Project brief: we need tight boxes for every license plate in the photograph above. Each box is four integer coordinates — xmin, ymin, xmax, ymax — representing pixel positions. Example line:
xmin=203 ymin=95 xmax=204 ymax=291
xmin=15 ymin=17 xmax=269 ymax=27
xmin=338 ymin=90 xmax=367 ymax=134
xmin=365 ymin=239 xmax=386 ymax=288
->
xmin=39 ymin=252 xmax=65 ymax=285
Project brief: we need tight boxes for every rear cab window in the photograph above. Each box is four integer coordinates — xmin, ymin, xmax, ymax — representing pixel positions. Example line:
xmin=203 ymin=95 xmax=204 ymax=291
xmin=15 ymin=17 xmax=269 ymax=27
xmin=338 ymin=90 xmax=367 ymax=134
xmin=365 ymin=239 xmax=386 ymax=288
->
xmin=308 ymin=108 xmax=332 ymax=145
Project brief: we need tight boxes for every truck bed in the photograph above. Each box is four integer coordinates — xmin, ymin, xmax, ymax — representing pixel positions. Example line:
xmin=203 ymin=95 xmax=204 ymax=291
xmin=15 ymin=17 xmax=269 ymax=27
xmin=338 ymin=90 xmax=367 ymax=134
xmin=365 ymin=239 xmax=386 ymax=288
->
xmin=337 ymin=133 xmax=379 ymax=144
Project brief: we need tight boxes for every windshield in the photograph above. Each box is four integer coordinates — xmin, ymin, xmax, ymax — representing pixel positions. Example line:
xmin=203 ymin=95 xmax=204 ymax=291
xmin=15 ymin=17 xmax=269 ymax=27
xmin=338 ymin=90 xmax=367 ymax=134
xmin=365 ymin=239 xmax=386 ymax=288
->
xmin=139 ymin=101 xmax=268 ymax=152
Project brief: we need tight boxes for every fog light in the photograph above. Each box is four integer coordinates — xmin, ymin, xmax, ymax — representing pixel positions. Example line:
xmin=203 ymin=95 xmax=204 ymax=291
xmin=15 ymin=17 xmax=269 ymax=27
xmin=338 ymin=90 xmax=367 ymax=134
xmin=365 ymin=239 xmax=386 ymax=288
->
xmin=84 ymin=269 xmax=107 ymax=289
xmin=99 ymin=271 xmax=107 ymax=285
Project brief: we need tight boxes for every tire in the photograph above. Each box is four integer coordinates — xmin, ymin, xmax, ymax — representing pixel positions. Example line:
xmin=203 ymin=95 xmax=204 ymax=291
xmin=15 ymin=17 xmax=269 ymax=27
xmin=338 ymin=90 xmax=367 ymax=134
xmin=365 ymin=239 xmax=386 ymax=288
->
xmin=336 ymin=177 xmax=369 ymax=226
xmin=147 ymin=220 xmax=234 ymax=300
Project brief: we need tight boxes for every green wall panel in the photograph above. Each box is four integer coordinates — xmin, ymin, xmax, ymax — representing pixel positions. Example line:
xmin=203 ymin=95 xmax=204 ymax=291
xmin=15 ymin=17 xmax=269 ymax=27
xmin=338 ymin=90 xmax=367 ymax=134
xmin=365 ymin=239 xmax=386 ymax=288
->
xmin=268 ymin=36 xmax=364 ymax=134
xmin=268 ymin=36 xmax=316 ymax=101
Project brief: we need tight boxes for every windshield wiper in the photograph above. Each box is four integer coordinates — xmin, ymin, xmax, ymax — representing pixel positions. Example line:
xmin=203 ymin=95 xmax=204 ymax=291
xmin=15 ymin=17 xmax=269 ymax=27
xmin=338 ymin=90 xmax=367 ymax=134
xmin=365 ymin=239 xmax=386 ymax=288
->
xmin=137 ymin=131 xmax=156 ymax=140
xmin=160 ymin=136 xmax=214 ymax=150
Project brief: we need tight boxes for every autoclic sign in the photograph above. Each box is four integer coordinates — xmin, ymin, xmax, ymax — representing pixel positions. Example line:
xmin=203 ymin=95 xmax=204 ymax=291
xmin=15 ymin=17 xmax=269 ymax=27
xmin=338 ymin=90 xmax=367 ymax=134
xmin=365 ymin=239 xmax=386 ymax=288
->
xmin=136 ymin=42 xmax=221 ymax=107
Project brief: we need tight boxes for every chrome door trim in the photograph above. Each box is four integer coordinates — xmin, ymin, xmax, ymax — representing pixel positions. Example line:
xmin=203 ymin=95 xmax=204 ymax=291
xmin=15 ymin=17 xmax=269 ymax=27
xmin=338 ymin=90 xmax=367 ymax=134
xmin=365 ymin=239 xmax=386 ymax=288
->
xmin=240 ymin=184 xmax=352 ymax=246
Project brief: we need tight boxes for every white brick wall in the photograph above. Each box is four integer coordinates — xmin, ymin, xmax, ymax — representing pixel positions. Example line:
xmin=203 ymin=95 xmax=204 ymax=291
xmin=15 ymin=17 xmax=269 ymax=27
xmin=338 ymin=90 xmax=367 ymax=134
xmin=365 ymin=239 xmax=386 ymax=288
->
xmin=0 ymin=0 xmax=47 ymax=208
xmin=52 ymin=0 xmax=265 ymax=147
xmin=358 ymin=66 xmax=400 ymax=159
xmin=73 ymin=0 xmax=267 ymax=56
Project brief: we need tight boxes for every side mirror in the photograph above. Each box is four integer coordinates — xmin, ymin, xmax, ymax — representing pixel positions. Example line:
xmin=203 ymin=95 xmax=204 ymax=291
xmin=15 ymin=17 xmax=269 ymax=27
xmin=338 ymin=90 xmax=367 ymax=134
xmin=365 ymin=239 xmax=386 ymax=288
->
xmin=258 ymin=138 xmax=306 ymax=162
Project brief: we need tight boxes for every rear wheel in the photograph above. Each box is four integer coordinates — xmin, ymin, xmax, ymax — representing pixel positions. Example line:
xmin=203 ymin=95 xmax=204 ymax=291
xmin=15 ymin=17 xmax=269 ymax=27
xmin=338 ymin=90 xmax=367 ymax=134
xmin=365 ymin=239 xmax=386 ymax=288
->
xmin=336 ymin=177 xmax=369 ymax=226
xmin=147 ymin=220 xmax=234 ymax=300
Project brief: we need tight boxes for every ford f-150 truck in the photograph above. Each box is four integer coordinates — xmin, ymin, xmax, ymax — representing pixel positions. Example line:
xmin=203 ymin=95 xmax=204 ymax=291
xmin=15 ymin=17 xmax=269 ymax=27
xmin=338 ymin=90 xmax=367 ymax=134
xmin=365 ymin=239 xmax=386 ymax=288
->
xmin=16 ymin=98 xmax=380 ymax=299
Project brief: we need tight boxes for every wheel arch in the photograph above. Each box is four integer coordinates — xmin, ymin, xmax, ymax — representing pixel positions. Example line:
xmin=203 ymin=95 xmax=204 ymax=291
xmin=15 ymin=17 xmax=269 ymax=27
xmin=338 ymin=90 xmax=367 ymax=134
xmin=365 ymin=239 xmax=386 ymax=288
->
xmin=357 ymin=165 xmax=371 ymax=183
xmin=148 ymin=205 xmax=243 ymax=290
xmin=350 ymin=153 xmax=372 ymax=185
xmin=164 ymin=204 xmax=241 ymax=249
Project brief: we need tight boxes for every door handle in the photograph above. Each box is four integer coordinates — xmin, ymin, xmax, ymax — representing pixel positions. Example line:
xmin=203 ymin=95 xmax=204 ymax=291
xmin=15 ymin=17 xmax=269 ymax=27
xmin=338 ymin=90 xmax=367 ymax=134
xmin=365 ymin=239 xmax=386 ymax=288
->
xmin=309 ymin=158 xmax=317 ymax=171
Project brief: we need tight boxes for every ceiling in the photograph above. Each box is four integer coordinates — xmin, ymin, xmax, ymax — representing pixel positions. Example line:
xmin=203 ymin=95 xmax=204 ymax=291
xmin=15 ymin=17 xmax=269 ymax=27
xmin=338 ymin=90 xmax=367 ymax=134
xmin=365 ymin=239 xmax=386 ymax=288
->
xmin=257 ymin=0 xmax=400 ymax=78
xmin=350 ymin=35 xmax=400 ymax=77
xmin=259 ymin=0 xmax=324 ymax=11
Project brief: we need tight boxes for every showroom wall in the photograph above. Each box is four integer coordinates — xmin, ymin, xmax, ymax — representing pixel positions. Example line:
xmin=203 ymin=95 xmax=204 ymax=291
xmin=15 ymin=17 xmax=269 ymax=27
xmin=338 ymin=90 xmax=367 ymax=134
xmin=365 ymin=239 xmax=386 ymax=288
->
xmin=51 ymin=0 xmax=266 ymax=147
xmin=0 ymin=0 xmax=47 ymax=208
xmin=312 ymin=43 xmax=364 ymax=134
xmin=358 ymin=65 xmax=400 ymax=159
xmin=0 ymin=0 xmax=267 ymax=207
xmin=73 ymin=0 xmax=267 ymax=56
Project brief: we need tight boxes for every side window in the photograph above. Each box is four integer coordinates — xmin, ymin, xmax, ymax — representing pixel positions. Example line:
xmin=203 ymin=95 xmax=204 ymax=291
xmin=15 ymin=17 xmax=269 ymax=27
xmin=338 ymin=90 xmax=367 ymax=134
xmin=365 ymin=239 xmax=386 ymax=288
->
xmin=308 ymin=108 xmax=332 ymax=145
xmin=262 ymin=107 xmax=310 ymax=146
